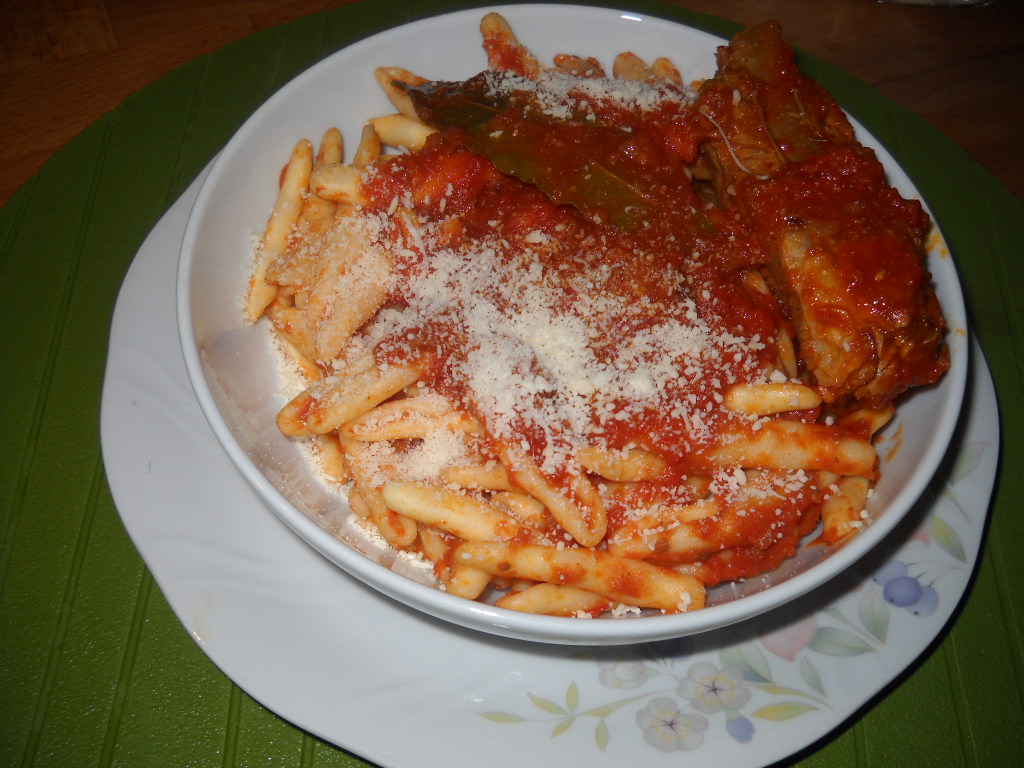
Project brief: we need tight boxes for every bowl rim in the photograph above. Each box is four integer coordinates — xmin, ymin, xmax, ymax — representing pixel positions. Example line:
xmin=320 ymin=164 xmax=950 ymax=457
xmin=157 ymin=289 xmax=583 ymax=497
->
xmin=175 ymin=3 xmax=970 ymax=645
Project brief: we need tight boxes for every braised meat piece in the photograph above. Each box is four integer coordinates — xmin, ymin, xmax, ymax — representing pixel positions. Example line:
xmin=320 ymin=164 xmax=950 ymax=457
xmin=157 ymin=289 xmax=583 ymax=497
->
xmin=695 ymin=22 xmax=948 ymax=407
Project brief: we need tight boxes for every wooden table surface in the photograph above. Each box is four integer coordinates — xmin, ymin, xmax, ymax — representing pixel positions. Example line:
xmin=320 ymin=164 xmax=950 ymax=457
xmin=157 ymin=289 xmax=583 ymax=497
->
xmin=2 ymin=0 xmax=1022 ymax=208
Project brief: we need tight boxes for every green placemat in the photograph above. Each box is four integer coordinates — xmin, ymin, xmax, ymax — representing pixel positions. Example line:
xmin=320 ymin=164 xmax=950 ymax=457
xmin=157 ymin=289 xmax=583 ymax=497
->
xmin=2 ymin=1 xmax=1021 ymax=766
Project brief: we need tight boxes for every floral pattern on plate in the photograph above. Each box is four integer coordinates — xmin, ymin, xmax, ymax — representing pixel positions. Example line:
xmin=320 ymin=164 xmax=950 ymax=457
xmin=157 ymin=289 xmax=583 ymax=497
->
xmin=478 ymin=436 xmax=991 ymax=754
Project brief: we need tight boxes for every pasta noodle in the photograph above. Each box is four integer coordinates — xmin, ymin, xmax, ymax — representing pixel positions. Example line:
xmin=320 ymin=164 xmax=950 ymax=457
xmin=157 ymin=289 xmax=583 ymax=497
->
xmin=244 ymin=14 xmax=947 ymax=618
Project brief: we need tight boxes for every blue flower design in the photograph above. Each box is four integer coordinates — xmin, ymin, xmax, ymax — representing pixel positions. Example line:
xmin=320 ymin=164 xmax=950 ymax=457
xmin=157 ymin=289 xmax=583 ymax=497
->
xmin=726 ymin=712 xmax=755 ymax=743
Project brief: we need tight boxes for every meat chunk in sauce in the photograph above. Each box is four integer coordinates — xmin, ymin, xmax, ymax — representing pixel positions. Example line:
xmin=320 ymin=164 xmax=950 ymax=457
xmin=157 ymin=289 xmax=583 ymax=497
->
xmin=695 ymin=22 xmax=948 ymax=407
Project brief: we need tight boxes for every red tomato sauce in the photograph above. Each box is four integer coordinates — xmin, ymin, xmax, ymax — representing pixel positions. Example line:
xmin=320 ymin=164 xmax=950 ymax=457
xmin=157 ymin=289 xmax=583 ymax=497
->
xmin=342 ymin=59 xmax=931 ymax=584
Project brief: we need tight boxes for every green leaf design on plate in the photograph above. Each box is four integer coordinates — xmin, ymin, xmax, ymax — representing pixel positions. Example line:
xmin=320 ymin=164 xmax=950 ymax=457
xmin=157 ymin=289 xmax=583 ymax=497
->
xmin=581 ymin=692 xmax=650 ymax=718
xmin=752 ymin=702 xmax=818 ymax=721
xmin=595 ymin=720 xmax=610 ymax=751
xmin=530 ymin=693 xmax=568 ymax=716
xmin=858 ymin=586 xmax=890 ymax=643
xmin=808 ymin=627 xmax=875 ymax=656
xmin=552 ymin=717 xmax=576 ymax=737
xmin=566 ymin=682 xmax=579 ymax=713
xmin=749 ymin=682 xmax=828 ymax=705
xmin=480 ymin=711 xmax=527 ymax=723
xmin=949 ymin=441 xmax=987 ymax=486
xmin=930 ymin=514 xmax=966 ymax=562
xmin=799 ymin=657 xmax=827 ymax=697
xmin=821 ymin=605 xmax=848 ymax=626
xmin=720 ymin=642 xmax=773 ymax=684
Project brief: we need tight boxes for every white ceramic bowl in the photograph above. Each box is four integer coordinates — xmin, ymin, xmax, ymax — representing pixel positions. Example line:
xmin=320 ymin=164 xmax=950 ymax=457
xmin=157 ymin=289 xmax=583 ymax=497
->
xmin=176 ymin=4 xmax=968 ymax=645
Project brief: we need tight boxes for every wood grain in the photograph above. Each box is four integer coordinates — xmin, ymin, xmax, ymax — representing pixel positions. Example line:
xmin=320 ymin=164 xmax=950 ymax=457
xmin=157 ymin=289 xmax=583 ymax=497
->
xmin=1 ymin=0 xmax=1021 ymax=207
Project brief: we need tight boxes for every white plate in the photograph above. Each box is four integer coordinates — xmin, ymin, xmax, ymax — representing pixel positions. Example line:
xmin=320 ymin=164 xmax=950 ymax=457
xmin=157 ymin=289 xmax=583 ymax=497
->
xmin=101 ymin=162 xmax=996 ymax=767
xmin=175 ymin=4 xmax=969 ymax=644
